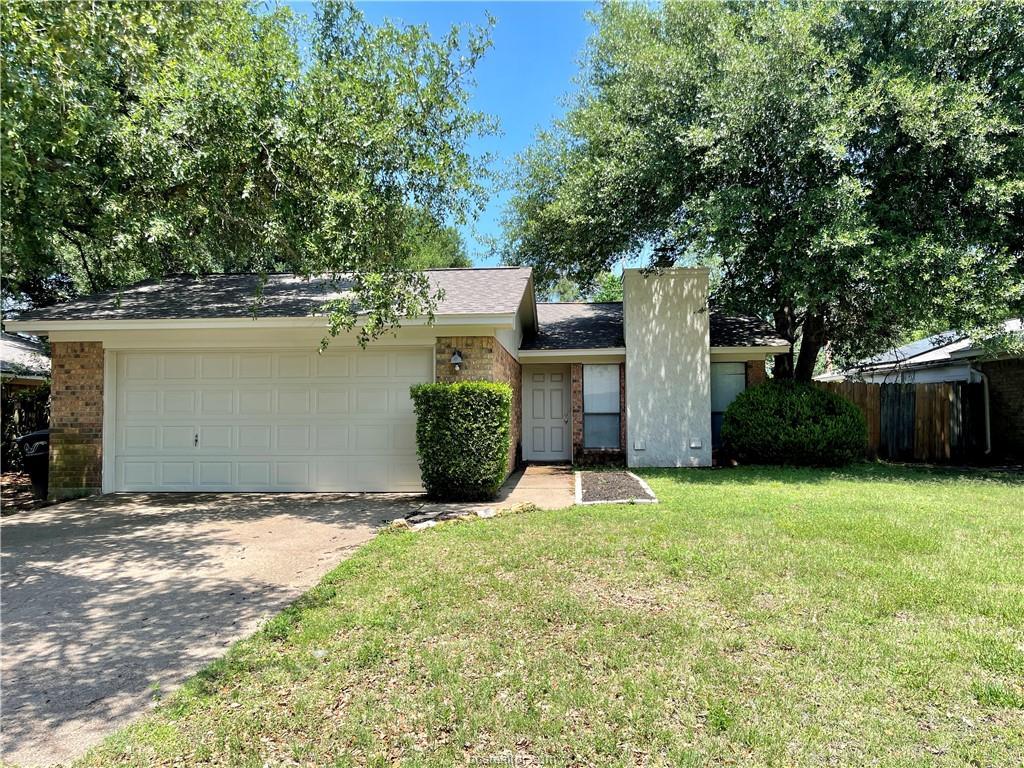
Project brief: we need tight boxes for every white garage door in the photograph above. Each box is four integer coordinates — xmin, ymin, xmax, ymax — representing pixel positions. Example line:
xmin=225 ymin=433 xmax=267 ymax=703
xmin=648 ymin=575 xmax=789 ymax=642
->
xmin=114 ymin=348 xmax=432 ymax=492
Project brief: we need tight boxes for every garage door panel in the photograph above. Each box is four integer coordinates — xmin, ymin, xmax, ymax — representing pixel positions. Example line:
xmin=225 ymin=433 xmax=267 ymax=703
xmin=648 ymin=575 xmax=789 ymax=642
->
xmin=277 ymin=354 xmax=311 ymax=378
xmin=356 ymin=353 xmax=388 ymax=377
xmin=115 ymin=348 xmax=431 ymax=491
xmin=199 ymin=425 xmax=233 ymax=450
xmin=160 ymin=462 xmax=194 ymax=486
xmin=317 ymin=425 xmax=350 ymax=451
xmin=239 ymin=425 xmax=271 ymax=450
xmin=164 ymin=391 xmax=196 ymax=415
xmin=125 ymin=390 xmax=159 ymax=416
xmin=125 ymin=355 xmax=160 ymax=380
xmin=122 ymin=462 xmax=157 ymax=487
xmin=277 ymin=390 xmax=310 ymax=414
xmin=163 ymin=355 xmax=197 ymax=380
xmin=239 ymin=354 xmax=272 ymax=378
xmin=198 ymin=462 xmax=232 ymax=487
xmin=277 ymin=425 xmax=311 ymax=451
xmin=161 ymin=426 xmax=195 ymax=450
xmin=123 ymin=426 xmax=157 ymax=451
xmin=317 ymin=355 xmax=350 ymax=377
xmin=276 ymin=462 xmax=309 ymax=487
xmin=355 ymin=388 xmax=389 ymax=413
xmin=316 ymin=389 xmax=351 ymax=414
xmin=239 ymin=390 xmax=272 ymax=415
xmin=200 ymin=391 xmax=234 ymax=415
xmin=237 ymin=462 xmax=271 ymax=486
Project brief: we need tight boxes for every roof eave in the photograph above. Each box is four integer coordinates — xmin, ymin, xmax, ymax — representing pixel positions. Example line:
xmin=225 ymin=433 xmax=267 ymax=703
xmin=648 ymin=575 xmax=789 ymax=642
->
xmin=710 ymin=344 xmax=789 ymax=355
xmin=519 ymin=347 xmax=626 ymax=358
xmin=5 ymin=311 xmax=519 ymax=335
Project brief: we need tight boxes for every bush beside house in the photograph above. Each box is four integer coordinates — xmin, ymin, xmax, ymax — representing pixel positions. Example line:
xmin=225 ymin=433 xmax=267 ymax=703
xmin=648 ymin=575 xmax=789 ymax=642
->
xmin=723 ymin=380 xmax=867 ymax=466
xmin=410 ymin=381 xmax=512 ymax=500
xmin=1 ymin=384 xmax=50 ymax=472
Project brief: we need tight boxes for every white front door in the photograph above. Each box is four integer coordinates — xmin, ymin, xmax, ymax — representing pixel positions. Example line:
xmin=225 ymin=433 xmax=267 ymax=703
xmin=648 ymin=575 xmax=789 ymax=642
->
xmin=522 ymin=364 xmax=571 ymax=461
xmin=112 ymin=347 xmax=432 ymax=492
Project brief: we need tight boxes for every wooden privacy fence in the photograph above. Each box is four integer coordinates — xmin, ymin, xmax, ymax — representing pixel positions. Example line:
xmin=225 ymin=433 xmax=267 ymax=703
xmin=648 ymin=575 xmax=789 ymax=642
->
xmin=816 ymin=381 xmax=985 ymax=463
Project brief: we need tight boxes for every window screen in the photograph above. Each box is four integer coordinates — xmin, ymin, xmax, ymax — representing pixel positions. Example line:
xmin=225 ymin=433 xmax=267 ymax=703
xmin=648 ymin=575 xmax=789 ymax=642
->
xmin=710 ymin=362 xmax=747 ymax=448
xmin=583 ymin=364 xmax=620 ymax=449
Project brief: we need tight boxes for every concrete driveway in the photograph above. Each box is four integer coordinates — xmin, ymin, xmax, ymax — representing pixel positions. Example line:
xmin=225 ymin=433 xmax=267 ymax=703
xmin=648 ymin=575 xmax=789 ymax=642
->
xmin=1 ymin=492 xmax=421 ymax=767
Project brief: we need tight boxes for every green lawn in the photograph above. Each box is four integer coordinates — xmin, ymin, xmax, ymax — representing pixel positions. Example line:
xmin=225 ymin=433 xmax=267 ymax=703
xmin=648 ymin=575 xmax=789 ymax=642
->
xmin=81 ymin=465 xmax=1023 ymax=767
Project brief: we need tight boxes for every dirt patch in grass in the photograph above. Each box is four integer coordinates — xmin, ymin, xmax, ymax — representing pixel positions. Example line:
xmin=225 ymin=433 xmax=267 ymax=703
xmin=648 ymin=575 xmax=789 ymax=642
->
xmin=580 ymin=470 xmax=656 ymax=503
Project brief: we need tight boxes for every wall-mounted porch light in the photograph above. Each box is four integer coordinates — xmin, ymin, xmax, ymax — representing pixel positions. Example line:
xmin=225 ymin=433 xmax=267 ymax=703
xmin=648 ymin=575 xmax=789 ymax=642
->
xmin=450 ymin=349 xmax=463 ymax=372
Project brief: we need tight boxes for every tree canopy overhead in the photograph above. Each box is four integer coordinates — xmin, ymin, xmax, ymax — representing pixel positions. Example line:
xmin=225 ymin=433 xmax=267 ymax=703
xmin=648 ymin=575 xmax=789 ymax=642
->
xmin=501 ymin=0 xmax=1024 ymax=378
xmin=2 ymin=0 xmax=491 ymax=342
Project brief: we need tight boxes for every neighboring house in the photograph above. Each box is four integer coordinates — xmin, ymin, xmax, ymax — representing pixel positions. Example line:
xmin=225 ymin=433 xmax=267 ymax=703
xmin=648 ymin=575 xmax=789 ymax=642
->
xmin=8 ymin=268 xmax=787 ymax=499
xmin=816 ymin=320 xmax=1024 ymax=461
xmin=0 ymin=332 xmax=51 ymax=389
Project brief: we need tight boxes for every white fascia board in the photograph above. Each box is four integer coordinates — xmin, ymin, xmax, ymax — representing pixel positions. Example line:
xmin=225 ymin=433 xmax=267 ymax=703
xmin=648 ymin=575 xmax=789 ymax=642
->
xmin=5 ymin=311 xmax=516 ymax=335
xmin=519 ymin=347 xmax=627 ymax=359
xmin=710 ymin=345 xmax=789 ymax=358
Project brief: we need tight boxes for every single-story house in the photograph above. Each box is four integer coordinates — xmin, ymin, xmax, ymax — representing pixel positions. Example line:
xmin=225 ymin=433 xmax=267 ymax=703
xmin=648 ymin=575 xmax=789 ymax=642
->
xmin=1 ymin=331 xmax=51 ymax=389
xmin=816 ymin=320 xmax=1023 ymax=460
xmin=7 ymin=268 xmax=787 ymax=499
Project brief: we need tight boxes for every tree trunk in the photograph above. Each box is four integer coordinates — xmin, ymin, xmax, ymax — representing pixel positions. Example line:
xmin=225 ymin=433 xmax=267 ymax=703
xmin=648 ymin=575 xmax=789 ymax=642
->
xmin=771 ymin=305 xmax=796 ymax=379
xmin=794 ymin=312 xmax=826 ymax=382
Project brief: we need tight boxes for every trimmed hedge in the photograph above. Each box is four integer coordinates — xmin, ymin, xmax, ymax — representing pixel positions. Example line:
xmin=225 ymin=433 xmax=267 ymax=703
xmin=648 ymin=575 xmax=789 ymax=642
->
xmin=410 ymin=380 xmax=512 ymax=500
xmin=722 ymin=380 xmax=867 ymax=466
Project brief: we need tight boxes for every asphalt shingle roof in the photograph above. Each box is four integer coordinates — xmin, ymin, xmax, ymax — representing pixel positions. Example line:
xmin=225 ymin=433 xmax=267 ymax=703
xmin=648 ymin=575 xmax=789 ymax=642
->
xmin=522 ymin=302 xmax=787 ymax=350
xmin=1 ymin=332 xmax=50 ymax=378
xmin=522 ymin=303 xmax=626 ymax=350
xmin=708 ymin=313 xmax=789 ymax=348
xmin=12 ymin=269 xmax=533 ymax=322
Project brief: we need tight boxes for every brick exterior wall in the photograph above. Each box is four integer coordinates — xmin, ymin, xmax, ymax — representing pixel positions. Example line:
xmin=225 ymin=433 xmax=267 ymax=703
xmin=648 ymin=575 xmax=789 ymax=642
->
xmin=979 ymin=358 xmax=1024 ymax=460
xmin=745 ymin=358 xmax=767 ymax=387
xmin=435 ymin=336 xmax=522 ymax=474
xmin=571 ymin=361 xmax=627 ymax=465
xmin=48 ymin=341 xmax=104 ymax=499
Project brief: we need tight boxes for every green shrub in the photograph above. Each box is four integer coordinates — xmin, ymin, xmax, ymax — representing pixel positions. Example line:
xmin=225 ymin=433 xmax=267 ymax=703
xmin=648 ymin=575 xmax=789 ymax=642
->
xmin=410 ymin=380 xmax=512 ymax=500
xmin=721 ymin=380 xmax=867 ymax=466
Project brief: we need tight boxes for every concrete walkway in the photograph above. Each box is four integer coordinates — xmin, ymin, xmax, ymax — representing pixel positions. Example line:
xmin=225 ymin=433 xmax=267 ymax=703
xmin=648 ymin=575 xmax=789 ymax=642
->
xmin=495 ymin=464 xmax=576 ymax=509
xmin=1 ymin=492 xmax=420 ymax=767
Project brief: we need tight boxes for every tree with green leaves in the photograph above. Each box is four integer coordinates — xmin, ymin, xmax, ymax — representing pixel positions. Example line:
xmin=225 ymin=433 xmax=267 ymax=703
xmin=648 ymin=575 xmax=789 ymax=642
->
xmin=403 ymin=209 xmax=472 ymax=270
xmin=2 ymin=0 xmax=491 ymax=343
xmin=502 ymin=0 xmax=1023 ymax=379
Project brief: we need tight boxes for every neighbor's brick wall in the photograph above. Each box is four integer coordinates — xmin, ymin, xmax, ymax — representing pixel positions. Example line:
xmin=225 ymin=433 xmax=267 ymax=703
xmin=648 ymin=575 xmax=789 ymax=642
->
xmin=49 ymin=341 xmax=104 ymax=500
xmin=979 ymin=358 xmax=1024 ymax=460
xmin=745 ymin=359 xmax=767 ymax=388
xmin=571 ymin=362 xmax=627 ymax=466
xmin=435 ymin=336 xmax=522 ymax=474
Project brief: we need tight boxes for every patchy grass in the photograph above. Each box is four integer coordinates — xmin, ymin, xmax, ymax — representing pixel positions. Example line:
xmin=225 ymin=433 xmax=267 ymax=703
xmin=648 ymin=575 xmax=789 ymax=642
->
xmin=78 ymin=465 xmax=1023 ymax=767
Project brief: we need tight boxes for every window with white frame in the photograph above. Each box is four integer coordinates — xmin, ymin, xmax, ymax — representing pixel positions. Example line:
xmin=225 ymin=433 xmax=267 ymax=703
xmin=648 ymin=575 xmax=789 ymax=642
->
xmin=583 ymin=364 xmax=620 ymax=449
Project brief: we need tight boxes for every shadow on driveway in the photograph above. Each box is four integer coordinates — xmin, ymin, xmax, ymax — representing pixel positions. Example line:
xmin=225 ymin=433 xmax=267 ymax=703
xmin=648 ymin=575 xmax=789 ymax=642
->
xmin=1 ymin=491 xmax=425 ymax=767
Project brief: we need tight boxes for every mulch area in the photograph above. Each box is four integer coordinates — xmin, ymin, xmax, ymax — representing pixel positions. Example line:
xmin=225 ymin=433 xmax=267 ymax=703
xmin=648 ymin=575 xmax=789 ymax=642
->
xmin=580 ymin=471 xmax=657 ymax=503
xmin=1 ymin=472 xmax=52 ymax=515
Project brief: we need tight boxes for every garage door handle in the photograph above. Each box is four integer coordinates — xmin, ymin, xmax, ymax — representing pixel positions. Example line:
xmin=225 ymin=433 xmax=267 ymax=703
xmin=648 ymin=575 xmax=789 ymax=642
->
xmin=194 ymin=433 xmax=199 ymax=448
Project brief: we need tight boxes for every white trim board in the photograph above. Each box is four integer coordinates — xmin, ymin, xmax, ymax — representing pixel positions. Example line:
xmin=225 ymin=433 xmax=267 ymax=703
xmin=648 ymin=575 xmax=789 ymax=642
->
xmin=6 ymin=311 xmax=516 ymax=335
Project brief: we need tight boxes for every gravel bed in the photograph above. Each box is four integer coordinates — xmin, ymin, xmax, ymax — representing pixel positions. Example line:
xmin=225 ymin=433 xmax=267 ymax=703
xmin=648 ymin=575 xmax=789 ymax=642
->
xmin=579 ymin=471 xmax=656 ymax=503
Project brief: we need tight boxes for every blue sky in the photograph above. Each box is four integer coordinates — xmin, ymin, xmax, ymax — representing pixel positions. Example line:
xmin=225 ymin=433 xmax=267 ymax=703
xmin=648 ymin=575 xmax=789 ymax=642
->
xmin=287 ymin=1 xmax=598 ymax=266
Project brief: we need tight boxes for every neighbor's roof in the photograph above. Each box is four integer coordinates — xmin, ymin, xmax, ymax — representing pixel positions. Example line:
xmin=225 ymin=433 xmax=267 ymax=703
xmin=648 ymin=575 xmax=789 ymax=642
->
xmin=0 ymin=332 xmax=50 ymax=378
xmin=522 ymin=302 xmax=788 ymax=351
xmin=841 ymin=319 xmax=1022 ymax=373
xmin=522 ymin=303 xmax=626 ymax=350
xmin=10 ymin=269 xmax=534 ymax=323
